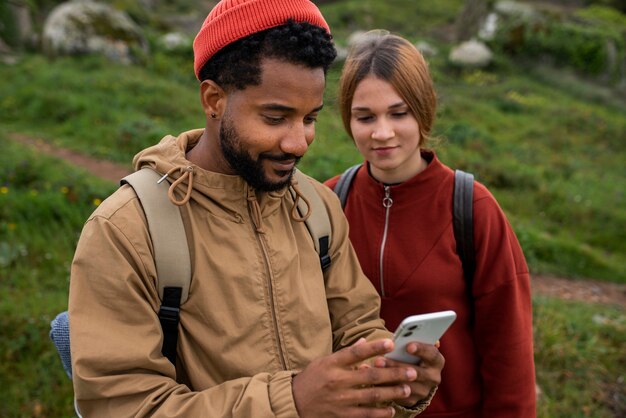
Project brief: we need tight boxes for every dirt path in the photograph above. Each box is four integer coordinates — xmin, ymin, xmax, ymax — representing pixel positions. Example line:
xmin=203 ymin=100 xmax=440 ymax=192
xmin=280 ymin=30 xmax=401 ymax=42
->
xmin=532 ymin=275 xmax=625 ymax=306
xmin=8 ymin=132 xmax=626 ymax=307
xmin=8 ymin=132 xmax=132 ymax=183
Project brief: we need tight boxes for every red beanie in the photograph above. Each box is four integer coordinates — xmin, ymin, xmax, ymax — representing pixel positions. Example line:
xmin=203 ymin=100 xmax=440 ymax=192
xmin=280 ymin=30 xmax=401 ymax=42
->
xmin=193 ymin=0 xmax=330 ymax=80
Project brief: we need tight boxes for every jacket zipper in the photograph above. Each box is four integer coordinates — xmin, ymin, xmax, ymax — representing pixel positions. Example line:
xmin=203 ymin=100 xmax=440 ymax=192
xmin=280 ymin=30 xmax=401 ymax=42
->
xmin=379 ymin=185 xmax=393 ymax=297
xmin=255 ymin=225 xmax=288 ymax=371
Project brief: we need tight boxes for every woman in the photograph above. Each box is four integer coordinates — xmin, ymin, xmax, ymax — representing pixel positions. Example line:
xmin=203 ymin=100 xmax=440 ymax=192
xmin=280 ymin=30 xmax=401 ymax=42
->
xmin=325 ymin=30 xmax=536 ymax=417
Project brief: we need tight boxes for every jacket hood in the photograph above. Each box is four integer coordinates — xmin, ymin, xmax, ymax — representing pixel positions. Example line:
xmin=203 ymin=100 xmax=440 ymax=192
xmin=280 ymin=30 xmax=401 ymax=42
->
xmin=131 ymin=129 xmax=311 ymax=229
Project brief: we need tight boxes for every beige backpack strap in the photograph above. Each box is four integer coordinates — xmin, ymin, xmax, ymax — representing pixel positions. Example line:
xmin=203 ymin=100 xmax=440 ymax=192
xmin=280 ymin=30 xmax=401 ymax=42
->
xmin=122 ymin=168 xmax=192 ymax=304
xmin=291 ymin=169 xmax=332 ymax=270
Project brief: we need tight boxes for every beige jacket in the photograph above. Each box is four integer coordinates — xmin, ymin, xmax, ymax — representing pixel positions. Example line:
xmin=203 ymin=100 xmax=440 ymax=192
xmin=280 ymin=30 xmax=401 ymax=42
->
xmin=69 ymin=130 xmax=429 ymax=417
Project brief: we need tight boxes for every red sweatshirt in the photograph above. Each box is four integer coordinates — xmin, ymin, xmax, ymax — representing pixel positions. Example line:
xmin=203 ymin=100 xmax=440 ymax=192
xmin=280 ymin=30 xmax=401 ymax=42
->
xmin=325 ymin=151 xmax=536 ymax=417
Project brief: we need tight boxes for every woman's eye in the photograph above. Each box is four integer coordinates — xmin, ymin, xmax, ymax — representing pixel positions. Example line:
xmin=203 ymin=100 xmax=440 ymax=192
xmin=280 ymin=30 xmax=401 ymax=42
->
xmin=355 ymin=115 xmax=373 ymax=122
xmin=392 ymin=112 xmax=408 ymax=118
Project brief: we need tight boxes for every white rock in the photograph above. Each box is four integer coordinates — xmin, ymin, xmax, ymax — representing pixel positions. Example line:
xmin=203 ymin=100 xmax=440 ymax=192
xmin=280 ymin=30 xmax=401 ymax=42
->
xmin=42 ymin=0 xmax=147 ymax=63
xmin=449 ymin=39 xmax=493 ymax=68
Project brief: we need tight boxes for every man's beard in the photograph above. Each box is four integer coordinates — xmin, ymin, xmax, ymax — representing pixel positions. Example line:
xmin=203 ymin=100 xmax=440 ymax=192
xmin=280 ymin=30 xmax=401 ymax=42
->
xmin=219 ymin=116 xmax=300 ymax=192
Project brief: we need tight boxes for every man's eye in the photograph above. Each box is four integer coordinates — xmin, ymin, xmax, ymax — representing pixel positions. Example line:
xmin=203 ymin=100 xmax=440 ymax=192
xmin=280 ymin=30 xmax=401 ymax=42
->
xmin=304 ymin=115 xmax=318 ymax=124
xmin=264 ymin=116 xmax=284 ymax=124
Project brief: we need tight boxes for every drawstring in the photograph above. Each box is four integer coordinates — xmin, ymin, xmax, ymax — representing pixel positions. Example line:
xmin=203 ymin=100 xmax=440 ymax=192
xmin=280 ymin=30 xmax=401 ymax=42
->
xmin=246 ymin=186 xmax=265 ymax=233
xmin=290 ymin=177 xmax=311 ymax=223
xmin=246 ymin=175 xmax=311 ymax=233
xmin=158 ymin=166 xmax=194 ymax=206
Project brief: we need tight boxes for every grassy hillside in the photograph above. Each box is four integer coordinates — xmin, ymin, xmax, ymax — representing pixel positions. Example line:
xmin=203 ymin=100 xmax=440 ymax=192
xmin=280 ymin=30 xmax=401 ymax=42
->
xmin=0 ymin=0 xmax=624 ymax=416
xmin=2 ymin=2 xmax=624 ymax=282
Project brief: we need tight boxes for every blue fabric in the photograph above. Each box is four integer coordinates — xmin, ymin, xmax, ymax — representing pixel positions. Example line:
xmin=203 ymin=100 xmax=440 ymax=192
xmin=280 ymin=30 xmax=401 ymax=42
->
xmin=50 ymin=311 xmax=73 ymax=379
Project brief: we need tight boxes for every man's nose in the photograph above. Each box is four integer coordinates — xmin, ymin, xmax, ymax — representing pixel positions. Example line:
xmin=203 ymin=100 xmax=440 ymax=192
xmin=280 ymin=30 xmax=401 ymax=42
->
xmin=281 ymin=123 xmax=311 ymax=157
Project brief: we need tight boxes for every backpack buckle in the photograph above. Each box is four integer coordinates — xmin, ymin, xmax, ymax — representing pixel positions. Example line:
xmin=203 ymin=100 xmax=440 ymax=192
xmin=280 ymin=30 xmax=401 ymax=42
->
xmin=320 ymin=254 xmax=331 ymax=270
xmin=158 ymin=305 xmax=180 ymax=327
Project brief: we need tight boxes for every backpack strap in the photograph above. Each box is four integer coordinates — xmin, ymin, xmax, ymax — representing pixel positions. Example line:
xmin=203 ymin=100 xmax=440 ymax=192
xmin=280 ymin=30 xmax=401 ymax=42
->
xmin=335 ymin=163 xmax=362 ymax=209
xmin=291 ymin=169 xmax=332 ymax=270
xmin=122 ymin=168 xmax=192 ymax=365
xmin=453 ymin=170 xmax=476 ymax=293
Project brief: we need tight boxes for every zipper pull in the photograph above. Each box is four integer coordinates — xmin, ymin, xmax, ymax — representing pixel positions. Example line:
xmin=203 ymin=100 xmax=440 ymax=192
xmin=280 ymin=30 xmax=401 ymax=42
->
xmin=383 ymin=185 xmax=393 ymax=208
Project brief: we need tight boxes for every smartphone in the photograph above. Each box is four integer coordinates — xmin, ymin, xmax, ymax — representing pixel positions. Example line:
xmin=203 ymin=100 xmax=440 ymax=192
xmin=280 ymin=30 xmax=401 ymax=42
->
xmin=385 ymin=310 xmax=457 ymax=364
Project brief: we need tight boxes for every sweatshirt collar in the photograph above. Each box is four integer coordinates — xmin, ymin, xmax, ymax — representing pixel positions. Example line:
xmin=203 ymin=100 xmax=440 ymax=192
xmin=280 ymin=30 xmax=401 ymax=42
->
xmin=356 ymin=150 xmax=452 ymax=207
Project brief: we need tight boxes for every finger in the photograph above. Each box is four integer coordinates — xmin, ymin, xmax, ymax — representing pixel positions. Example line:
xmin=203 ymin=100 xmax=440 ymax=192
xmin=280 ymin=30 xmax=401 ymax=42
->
xmin=394 ymin=378 xmax=437 ymax=407
xmin=375 ymin=356 xmax=419 ymax=370
xmin=353 ymin=362 xmax=418 ymax=386
xmin=341 ymin=384 xmax=411 ymax=406
xmin=332 ymin=339 xmax=394 ymax=367
xmin=435 ymin=340 xmax=441 ymax=348
xmin=405 ymin=342 xmax=444 ymax=367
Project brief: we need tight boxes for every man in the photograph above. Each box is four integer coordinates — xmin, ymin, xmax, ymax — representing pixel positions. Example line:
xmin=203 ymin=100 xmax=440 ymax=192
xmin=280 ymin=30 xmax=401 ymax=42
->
xmin=69 ymin=1 xmax=444 ymax=416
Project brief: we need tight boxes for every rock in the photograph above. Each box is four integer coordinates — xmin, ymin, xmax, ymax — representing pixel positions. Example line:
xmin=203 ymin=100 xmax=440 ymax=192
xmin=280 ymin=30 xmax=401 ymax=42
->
xmin=347 ymin=30 xmax=369 ymax=48
xmin=159 ymin=32 xmax=190 ymax=51
xmin=334 ymin=45 xmax=348 ymax=63
xmin=449 ymin=39 xmax=493 ymax=68
xmin=42 ymin=0 xmax=148 ymax=64
xmin=478 ymin=12 xmax=499 ymax=41
xmin=415 ymin=41 xmax=438 ymax=57
xmin=494 ymin=0 xmax=538 ymax=20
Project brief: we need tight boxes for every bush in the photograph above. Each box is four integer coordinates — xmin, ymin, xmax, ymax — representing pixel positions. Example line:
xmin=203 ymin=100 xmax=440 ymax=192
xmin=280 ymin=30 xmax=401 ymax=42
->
xmin=0 ymin=1 xmax=19 ymax=48
xmin=491 ymin=6 xmax=626 ymax=81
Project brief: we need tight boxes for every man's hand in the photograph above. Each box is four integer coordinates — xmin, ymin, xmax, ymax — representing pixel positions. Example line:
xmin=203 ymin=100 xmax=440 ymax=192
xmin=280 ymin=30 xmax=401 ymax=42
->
xmin=372 ymin=341 xmax=444 ymax=407
xmin=292 ymin=338 xmax=418 ymax=418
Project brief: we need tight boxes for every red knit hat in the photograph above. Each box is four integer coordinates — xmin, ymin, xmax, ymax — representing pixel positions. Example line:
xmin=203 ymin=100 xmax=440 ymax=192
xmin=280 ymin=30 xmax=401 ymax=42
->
xmin=193 ymin=0 xmax=330 ymax=80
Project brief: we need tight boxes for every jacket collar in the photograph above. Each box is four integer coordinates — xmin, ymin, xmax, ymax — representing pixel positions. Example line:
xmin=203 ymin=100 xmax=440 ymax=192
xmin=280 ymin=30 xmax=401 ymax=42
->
xmin=133 ymin=129 xmax=289 ymax=220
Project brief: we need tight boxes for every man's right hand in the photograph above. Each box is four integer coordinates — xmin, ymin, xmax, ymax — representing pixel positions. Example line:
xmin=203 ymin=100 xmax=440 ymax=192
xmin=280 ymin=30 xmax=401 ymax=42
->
xmin=291 ymin=338 xmax=417 ymax=418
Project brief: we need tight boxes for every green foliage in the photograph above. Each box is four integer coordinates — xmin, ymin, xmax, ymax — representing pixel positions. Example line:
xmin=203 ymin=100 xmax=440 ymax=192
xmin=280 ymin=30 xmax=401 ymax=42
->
xmin=0 ymin=1 xmax=20 ymax=48
xmin=0 ymin=54 xmax=200 ymax=163
xmin=533 ymin=297 xmax=625 ymax=417
xmin=0 ymin=0 xmax=624 ymax=416
xmin=0 ymin=132 xmax=115 ymax=418
xmin=491 ymin=5 xmax=626 ymax=80
xmin=577 ymin=4 xmax=626 ymax=26
xmin=321 ymin=0 xmax=464 ymax=45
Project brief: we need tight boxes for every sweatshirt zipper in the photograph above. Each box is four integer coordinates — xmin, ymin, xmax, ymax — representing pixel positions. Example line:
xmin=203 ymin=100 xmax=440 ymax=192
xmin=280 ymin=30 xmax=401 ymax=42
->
xmin=379 ymin=185 xmax=393 ymax=297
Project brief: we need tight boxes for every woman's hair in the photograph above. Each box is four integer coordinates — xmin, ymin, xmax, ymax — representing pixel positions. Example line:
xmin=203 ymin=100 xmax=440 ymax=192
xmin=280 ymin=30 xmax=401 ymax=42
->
xmin=339 ymin=30 xmax=436 ymax=147
xmin=199 ymin=19 xmax=336 ymax=92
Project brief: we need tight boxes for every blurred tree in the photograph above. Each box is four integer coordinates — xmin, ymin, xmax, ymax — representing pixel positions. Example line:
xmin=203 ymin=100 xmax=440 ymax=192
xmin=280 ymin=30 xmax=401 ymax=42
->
xmin=455 ymin=0 xmax=490 ymax=41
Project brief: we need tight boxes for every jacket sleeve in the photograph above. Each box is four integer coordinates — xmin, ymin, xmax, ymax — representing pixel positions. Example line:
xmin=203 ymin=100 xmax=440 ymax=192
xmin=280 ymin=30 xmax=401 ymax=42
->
xmin=471 ymin=188 xmax=537 ymax=417
xmin=69 ymin=200 xmax=300 ymax=418
xmin=314 ymin=185 xmax=431 ymax=417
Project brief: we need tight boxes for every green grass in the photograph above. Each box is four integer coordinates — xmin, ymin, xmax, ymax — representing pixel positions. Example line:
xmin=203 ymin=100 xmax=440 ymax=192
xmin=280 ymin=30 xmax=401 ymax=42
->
xmin=1 ymin=0 xmax=624 ymax=416
xmin=0 ymin=131 xmax=116 ymax=417
xmin=533 ymin=297 xmax=625 ymax=417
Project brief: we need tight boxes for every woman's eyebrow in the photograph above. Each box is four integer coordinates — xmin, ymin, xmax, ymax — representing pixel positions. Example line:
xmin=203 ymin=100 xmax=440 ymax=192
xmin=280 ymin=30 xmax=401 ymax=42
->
xmin=352 ymin=101 xmax=405 ymax=112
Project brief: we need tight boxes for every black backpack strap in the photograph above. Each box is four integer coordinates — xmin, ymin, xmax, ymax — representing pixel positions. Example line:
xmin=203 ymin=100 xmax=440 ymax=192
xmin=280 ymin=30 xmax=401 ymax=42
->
xmin=334 ymin=163 xmax=362 ymax=209
xmin=453 ymin=170 xmax=476 ymax=293
xmin=159 ymin=287 xmax=183 ymax=364
xmin=122 ymin=168 xmax=192 ymax=367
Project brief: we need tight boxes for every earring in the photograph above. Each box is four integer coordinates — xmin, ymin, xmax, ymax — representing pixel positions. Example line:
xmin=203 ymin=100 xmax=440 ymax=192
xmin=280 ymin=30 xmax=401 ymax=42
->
xmin=210 ymin=112 xmax=217 ymax=119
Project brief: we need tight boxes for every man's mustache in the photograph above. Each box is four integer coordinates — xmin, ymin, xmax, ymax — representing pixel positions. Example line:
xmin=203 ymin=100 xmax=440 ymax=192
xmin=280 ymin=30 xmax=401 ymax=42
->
xmin=260 ymin=153 xmax=301 ymax=163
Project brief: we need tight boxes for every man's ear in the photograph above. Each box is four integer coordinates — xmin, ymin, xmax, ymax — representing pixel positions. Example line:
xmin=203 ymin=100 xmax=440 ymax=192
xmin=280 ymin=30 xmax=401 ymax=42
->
xmin=200 ymin=80 xmax=226 ymax=119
